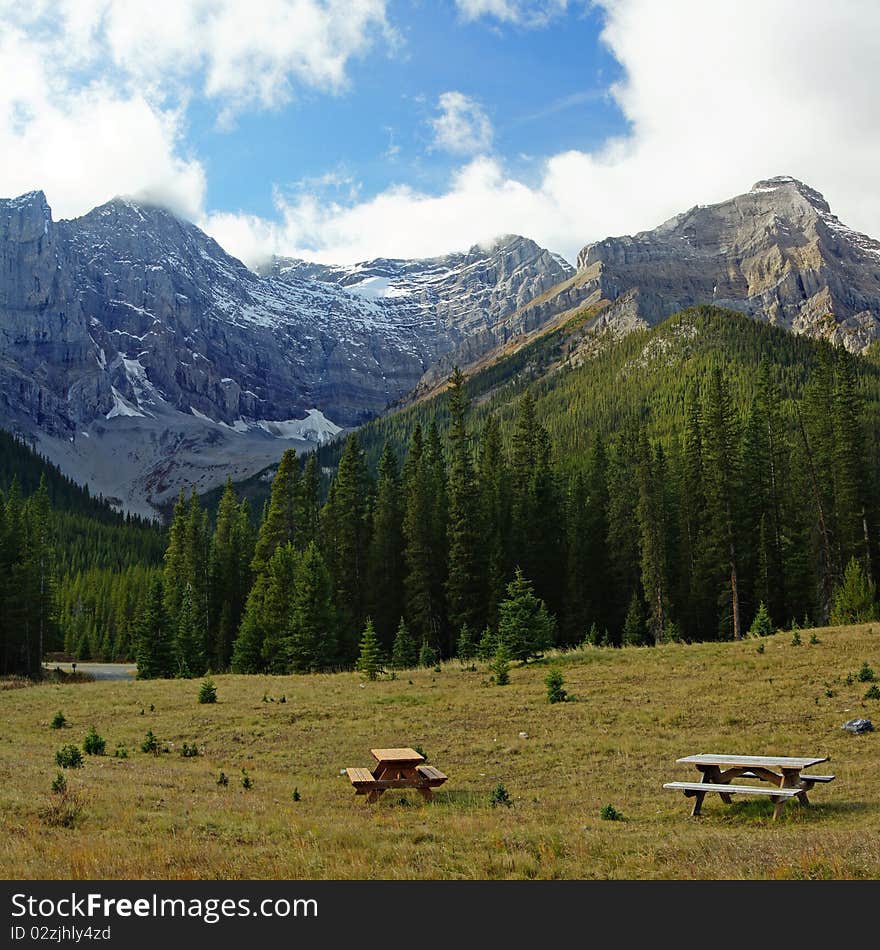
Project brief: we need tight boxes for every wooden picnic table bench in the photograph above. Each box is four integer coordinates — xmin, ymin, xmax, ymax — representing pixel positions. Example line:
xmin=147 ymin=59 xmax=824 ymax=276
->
xmin=346 ymin=748 xmax=448 ymax=803
xmin=664 ymin=753 xmax=835 ymax=820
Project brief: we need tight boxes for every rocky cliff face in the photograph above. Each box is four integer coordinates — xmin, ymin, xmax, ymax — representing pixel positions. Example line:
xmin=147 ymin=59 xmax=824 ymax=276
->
xmin=519 ymin=176 xmax=880 ymax=355
xmin=261 ymin=235 xmax=574 ymax=383
xmin=0 ymin=193 xmax=570 ymax=513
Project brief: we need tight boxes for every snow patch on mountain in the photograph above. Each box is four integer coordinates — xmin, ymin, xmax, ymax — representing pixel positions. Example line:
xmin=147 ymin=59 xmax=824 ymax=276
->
xmin=256 ymin=409 xmax=342 ymax=444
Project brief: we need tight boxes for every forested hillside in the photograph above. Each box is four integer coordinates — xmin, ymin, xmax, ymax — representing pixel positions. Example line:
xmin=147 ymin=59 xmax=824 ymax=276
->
xmin=0 ymin=433 xmax=166 ymax=675
xmin=5 ymin=306 xmax=880 ymax=678
xmin=136 ymin=307 xmax=880 ymax=678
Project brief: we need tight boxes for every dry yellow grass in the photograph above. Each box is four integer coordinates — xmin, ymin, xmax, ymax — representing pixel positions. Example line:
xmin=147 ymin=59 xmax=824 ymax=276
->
xmin=1 ymin=623 xmax=878 ymax=879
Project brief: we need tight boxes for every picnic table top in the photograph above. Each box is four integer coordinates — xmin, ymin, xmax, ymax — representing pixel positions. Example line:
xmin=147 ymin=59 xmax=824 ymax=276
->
xmin=370 ymin=748 xmax=425 ymax=765
xmin=677 ymin=753 xmax=828 ymax=770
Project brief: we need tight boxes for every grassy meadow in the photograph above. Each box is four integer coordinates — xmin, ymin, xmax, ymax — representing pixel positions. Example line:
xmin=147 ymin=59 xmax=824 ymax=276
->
xmin=1 ymin=623 xmax=879 ymax=880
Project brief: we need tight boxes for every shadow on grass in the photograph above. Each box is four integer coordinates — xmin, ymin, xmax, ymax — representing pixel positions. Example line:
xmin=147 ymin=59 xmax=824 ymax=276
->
xmin=713 ymin=798 xmax=873 ymax=824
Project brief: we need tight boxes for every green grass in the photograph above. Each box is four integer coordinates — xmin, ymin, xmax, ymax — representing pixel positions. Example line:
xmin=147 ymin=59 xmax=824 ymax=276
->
xmin=1 ymin=623 xmax=878 ymax=879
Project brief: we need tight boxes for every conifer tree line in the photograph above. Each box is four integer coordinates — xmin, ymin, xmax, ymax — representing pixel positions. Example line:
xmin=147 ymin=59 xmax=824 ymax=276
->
xmin=0 ymin=431 xmax=167 ymax=673
xmin=0 ymin=477 xmax=56 ymax=677
xmin=135 ymin=350 xmax=880 ymax=677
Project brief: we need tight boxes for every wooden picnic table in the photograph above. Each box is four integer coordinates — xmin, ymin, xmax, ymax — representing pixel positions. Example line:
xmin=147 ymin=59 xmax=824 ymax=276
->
xmin=664 ymin=753 xmax=835 ymax=819
xmin=345 ymin=747 xmax=448 ymax=803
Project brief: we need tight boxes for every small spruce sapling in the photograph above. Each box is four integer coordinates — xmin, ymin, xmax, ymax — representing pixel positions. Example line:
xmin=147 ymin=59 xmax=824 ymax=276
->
xmin=418 ymin=637 xmax=437 ymax=669
xmin=357 ymin=618 xmax=384 ymax=681
xmin=457 ymin=624 xmax=477 ymax=663
xmin=55 ymin=745 xmax=84 ymax=769
xmin=857 ymin=661 xmax=876 ymax=683
xmin=217 ymin=771 xmax=229 ymax=787
xmin=490 ymin=641 xmax=510 ymax=686
xmin=50 ymin=711 xmax=67 ymax=730
xmin=51 ymin=772 xmax=68 ymax=794
xmin=198 ymin=679 xmax=218 ymax=704
xmin=82 ymin=725 xmax=105 ymax=756
xmin=490 ymin=783 xmax=511 ymax=807
xmin=748 ymin=602 xmax=774 ymax=638
xmin=141 ymin=729 xmax=160 ymax=754
xmin=545 ymin=667 xmax=568 ymax=704
xmin=241 ymin=768 xmax=253 ymax=790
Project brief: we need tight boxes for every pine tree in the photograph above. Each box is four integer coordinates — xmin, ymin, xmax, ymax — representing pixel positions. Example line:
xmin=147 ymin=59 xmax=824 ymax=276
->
xmin=832 ymin=351 xmax=871 ymax=574
xmin=606 ymin=424 xmax=642 ymax=643
xmin=445 ymin=367 xmax=484 ymax=635
xmin=622 ymin=591 xmax=646 ymax=646
xmin=830 ymin=557 xmax=876 ymax=625
xmin=183 ymin=492 xmax=210 ymax=664
xmin=210 ymin=480 xmax=244 ymax=671
xmin=367 ymin=443 xmax=405 ymax=645
xmin=323 ymin=435 xmax=371 ymax=662
xmin=390 ymin=617 xmax=418 ymax=669
xmin=257 ymin=542 xmax=299 ymax=673
xmin=134 ymin=576 xmax=174 ymax=678
xmin=251 ymin=449 xmax=300 ymax=574
xmin=477 ymin=414 xmax=510 ymax=627
xmin=677 ymin=388 xmax=716 ymax=641
xmin=702 ymin=368 xmax=743 ymax=640
xmin=456 ymin=623 xmax=477 ymax=662
xmin=175 ymin=583 xmax=206 ymax=678
xmin=497 ymin=568 xmax=556 ymax=662
xmin=26 ymin=476 xmax=55 ymax=675
xmin=799 ymin=349 xmax=838 ymax=618
xmin=357 ymin=618 xmax=383 ymax=680
xmin=297 ymin=453 xmax=321 ymax=552
xmin=286 ymin=542 xmax=337 ymax=672
xmin=636 ymin=434 xmax=672 ymax=645
xmin=418 ymin=636 xmax=437 ymax=668
xmin=425 ymin=421 xmax=449 ymax=650
xmin=162 ymin=490 xmax=188 ymax=626
xmin=490 ymin=640 xmax=510 ymax=686
xmin=403 ymin=425 xmax=444 ymax=652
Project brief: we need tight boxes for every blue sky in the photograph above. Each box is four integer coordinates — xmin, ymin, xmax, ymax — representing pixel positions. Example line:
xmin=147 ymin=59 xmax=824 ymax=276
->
xmin=189 ymin=2 xmax=625 ymax=220
xmin=2 ymin=1 xmax=879 ymax=266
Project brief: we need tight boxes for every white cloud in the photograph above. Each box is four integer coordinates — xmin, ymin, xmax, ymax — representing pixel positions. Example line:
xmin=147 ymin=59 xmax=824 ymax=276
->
xmin=0 ymin=1 xmax=392 ymax=218
xmin=0 ymin=24 xmax=206 ymax=220
xmin=206 ymin=0 xmax=880 ymax=267
xmin=454 ymin=0 xmax=570 ymax=26
xmin=6 ymin=0 xmax=880 ymax=277
xmin=430 ymin=92 xmax=493 ymax=155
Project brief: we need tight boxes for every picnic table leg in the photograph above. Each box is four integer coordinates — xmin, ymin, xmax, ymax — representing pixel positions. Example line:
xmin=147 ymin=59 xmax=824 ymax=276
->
xmin=688 ymin=766 xmax=721 ymax=816
xmin=770 ymin=769 xmax=803 ymax=819
xmin=783 ymin=768 xmax=810 ymax=809
xmin=696 ymin=765 xmax=733 ymax=810
xmin=689 ymin=788 xmax=707 ymax=817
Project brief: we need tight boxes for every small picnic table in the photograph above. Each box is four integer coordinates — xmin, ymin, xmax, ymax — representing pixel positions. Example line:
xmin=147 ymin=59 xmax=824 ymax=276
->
xmin=346 ymin=748 xmax=448 ymax=803
xmin=664 ymin=753 xmax=835 ymax=819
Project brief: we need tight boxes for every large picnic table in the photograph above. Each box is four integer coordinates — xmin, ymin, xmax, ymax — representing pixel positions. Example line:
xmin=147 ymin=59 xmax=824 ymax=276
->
xmin=346 ymin=748 xmax=448 ymax=803
xmin=664 ymin=753 xmax=835 ymax=819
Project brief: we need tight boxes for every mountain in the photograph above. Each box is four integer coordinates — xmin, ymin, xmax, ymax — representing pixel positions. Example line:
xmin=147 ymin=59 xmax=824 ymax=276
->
xmin=321 ymin=305 xmax=880 ymax=483
xmin=259 ymin=235 xmax=574 ymax=384
xmin=0 ymin=192 xmax=571 ymax=515
xmin=4 ymin=175 xmax=880 ymax=516
xmin=506 ymin=176 xmax=880 ymax=363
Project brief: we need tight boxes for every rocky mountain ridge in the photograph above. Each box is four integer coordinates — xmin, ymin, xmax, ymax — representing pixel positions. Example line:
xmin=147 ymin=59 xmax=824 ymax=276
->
xmin=516 ymin=176 xmax=880 ymax=360
xmin=0 ymin=191 xmax=571 ymax=513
